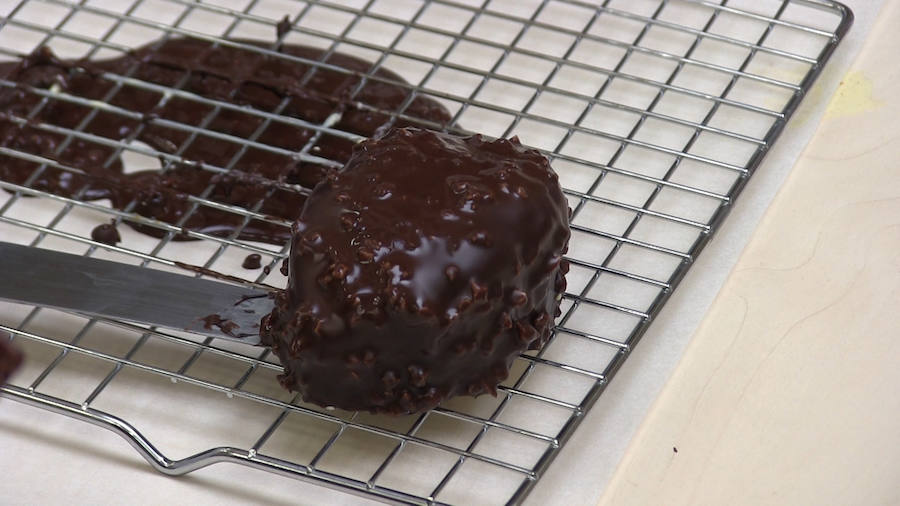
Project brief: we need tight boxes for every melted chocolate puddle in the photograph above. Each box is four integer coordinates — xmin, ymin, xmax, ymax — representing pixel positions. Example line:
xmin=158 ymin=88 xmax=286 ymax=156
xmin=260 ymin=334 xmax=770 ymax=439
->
xmin=0 ymin=37 xmax=451 ymax=245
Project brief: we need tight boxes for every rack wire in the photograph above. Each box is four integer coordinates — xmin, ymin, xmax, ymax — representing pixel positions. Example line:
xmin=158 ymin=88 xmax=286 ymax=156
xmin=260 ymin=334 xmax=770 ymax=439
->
xmin=0 ymin=0 xmax=851 ymax=504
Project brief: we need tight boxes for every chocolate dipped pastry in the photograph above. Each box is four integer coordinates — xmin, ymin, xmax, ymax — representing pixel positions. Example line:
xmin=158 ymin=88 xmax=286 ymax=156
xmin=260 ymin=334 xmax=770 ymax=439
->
xmin=0 ymin=337 xmax=23 ymax=385
xmin=261 ymin=127 xmax=570 ymax=414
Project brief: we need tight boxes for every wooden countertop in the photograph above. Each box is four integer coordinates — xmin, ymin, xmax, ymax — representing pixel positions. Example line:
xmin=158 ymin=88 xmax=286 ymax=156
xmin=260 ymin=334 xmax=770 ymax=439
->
xmin=598 ymin=3 xmax=900 ymax=505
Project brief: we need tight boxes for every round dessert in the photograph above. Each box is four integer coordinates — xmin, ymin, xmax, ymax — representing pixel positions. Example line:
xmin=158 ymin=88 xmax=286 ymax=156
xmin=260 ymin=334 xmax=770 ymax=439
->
xmin=261 ymin=127 xmax=570 ymax=414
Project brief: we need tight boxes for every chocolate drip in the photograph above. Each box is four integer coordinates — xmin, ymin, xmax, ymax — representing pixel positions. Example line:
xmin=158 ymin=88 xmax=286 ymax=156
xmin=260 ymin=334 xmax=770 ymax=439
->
xmin=91 ymin=220 xmax=121 ymax=245
xmin=276 ymin=16 xmax=292 ymax=42
xmin=242 ymin=253 xmax=262 ymax=270
xmin=200 ymin=314 xmax=240 ymax=337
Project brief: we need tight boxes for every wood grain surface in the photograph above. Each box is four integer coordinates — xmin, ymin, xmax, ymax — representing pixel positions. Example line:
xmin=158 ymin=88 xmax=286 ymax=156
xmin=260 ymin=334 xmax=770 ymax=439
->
xmin=598 ymin=3 xmax=900 ymax=505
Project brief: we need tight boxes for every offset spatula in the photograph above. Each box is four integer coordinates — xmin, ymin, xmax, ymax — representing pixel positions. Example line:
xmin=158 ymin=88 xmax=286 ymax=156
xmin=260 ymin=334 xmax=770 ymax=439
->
xmin=0 ymin=241 xmax=275 ymax=345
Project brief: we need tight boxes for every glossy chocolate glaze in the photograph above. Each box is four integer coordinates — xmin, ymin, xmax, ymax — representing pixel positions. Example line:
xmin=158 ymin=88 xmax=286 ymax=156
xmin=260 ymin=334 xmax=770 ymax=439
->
xmin=0 ymin=336 xmax=22 ymax=384
xmin=0 ymin=37 xmax=451 ymax=244
xmin=261 ymin=128 xmax=571 ymax=414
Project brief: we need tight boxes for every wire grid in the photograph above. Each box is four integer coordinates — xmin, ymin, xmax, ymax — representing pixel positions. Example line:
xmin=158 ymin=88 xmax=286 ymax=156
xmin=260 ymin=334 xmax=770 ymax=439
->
xmin=0 ymin=0 xmax=850 ymax=504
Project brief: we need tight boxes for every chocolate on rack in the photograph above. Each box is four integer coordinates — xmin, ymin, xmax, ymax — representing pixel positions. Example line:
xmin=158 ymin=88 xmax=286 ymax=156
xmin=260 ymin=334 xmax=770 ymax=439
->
xmin=261 ymin=128 xmax=571 ymax=414
xmin=0 ymin=37 xmax=450 ymax=245
xmin=91 ymin=220 xmax=122 ymax=245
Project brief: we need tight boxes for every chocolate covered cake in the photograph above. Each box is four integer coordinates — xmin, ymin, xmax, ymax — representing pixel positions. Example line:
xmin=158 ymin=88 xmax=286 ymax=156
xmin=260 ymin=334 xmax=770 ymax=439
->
xmin=261 ymin=128 xmax=570 ymax=414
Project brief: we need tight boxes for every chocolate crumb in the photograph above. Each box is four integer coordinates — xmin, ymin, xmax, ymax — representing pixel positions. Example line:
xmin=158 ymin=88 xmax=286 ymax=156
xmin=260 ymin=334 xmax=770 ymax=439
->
xmin=242 ymin=253 xmax=262 ymax=270
xmin=91 ymin=220 xmax=121 ymax=245
xmin=263 ymin=265 xmax=271 ymax=275
xmin=673 ymin=447 xmax=678 ymax=453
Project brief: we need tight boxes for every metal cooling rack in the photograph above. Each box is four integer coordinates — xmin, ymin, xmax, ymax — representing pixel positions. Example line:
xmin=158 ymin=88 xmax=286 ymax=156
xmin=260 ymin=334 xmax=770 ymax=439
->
xmin=0 ymin=0 xmax=851 ymax=504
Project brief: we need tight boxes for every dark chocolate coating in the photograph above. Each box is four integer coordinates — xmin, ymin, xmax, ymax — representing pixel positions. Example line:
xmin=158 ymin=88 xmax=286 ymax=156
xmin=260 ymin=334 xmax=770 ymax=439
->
xmin=0 ymin=337 xmax=23 ymax=385
xmin=0 ymin=38 xmax=450 ymax=244
xmin=261 ymin=128 xmax=570 ymax=414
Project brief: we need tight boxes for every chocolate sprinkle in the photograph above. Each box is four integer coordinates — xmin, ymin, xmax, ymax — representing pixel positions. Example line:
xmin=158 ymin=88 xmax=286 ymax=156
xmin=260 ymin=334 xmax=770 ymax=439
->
xmin=276 ymin=15 xmax=292 ymax=41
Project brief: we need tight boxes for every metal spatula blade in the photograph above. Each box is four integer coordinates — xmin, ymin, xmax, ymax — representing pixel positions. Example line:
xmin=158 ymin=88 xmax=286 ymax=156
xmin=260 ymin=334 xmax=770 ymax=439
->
xmin=0 ymin=241 xmax=275 ymax=345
